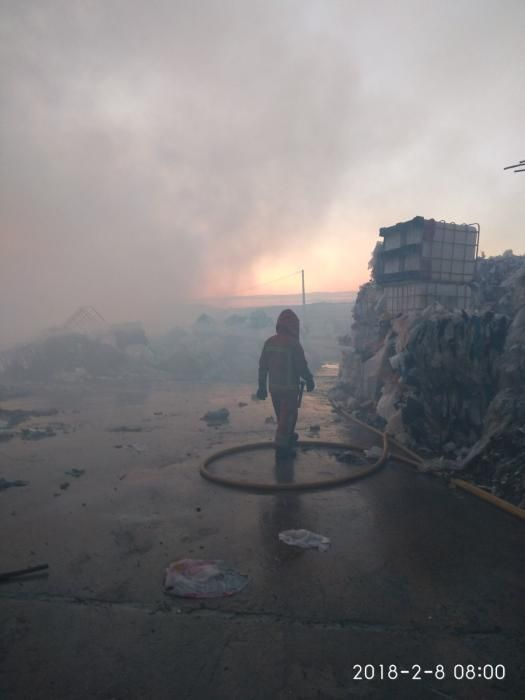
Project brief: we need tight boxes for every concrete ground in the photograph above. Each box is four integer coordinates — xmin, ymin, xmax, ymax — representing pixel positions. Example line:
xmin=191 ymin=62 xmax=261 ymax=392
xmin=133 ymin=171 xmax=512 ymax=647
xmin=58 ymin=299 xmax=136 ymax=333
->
xmin=1 ymin=367 xmax=524 ymax=699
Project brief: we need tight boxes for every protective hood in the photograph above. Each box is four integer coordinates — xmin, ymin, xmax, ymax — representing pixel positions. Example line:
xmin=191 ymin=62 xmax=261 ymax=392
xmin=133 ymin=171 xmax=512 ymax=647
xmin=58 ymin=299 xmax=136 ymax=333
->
xmin=276 ymin=309 xmax=300 ymax=338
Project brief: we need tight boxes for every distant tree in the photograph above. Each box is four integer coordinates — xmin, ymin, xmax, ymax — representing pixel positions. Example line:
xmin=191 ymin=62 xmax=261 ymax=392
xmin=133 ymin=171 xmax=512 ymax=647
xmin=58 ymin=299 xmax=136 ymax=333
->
xmin=503 ymin=249 xmax=514 ymax=257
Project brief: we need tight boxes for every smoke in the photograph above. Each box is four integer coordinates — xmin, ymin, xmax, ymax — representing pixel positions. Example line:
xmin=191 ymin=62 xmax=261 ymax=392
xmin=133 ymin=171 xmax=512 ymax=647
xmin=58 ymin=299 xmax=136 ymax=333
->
xmin=0 ymin=1 xmax=358 ymax=341
xmin=1 ymin=1 xmax=524 ymax=343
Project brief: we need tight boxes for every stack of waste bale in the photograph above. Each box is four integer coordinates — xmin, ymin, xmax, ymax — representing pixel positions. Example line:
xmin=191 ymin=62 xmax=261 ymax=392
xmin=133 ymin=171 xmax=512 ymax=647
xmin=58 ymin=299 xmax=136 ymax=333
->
xmin=463 ymin=261 xmax=525 ymax=505
xmin=332 ymin=254 xmax=525 ymax=506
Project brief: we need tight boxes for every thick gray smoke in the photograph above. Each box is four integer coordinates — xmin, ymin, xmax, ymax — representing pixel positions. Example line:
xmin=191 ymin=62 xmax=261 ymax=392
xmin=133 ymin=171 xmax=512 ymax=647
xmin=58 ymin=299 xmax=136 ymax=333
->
xmin=0 ymin=1 xmax=358 ymax=341
xmin=0 ymin=0 xmax=524 ymax=343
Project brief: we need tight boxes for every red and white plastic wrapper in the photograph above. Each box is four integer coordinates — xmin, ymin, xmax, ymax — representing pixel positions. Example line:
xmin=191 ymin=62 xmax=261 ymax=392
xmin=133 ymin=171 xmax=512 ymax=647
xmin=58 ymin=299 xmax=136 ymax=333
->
xmin=164 ymin=559 xmax=249 ymax=598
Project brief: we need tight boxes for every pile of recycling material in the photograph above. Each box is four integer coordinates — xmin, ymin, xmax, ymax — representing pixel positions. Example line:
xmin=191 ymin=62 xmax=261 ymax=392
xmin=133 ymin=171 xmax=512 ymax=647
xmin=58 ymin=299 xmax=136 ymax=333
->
xmin=0 ymin=322 xmax=152 ymax=383
xmin=332 ymin=253 xmax=525 ymax=507
xmin=0 ymin=304 xmax=345 ymax=386
xmin=152 ymin=305 xmax=344 ymax=383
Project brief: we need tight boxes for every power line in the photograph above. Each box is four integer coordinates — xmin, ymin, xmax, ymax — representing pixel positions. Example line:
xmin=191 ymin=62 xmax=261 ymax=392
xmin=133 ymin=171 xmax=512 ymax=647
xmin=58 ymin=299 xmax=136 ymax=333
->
xmin=238 ymin=269 xmax=303 ymax=294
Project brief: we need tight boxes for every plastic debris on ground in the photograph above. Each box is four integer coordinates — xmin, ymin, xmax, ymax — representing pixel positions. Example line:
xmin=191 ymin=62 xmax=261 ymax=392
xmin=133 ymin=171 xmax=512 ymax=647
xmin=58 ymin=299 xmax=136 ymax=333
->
xmin=334 ymin=450 xmax=366 ymax=465
xmin=126 ymin=443 xmax=146 ymax=453
xmin=164 ymin=558 xmax=249 ymax=598
xmin=64 ymin=468 xmax=85 ymax=478
xmin=0 ymin=478 xmax=29 ymax=491
xmin=0 ymin=408 xmax=58 ymax=428
xmin=364 ymin=446 xmax=383 ymax=460
xmin=419 ymin=457 xmax=464 ymax=474
xmin=201 ymin=408 xmax=230 ymax=426
xmin=107 ymin=426 xmax=144 ymax=433
xmin=20 ymin=427 xmax=56 ymax=440
xmin=278 ymin=529 xmax=331 ymax=551
xmin=0 ymin=428 xmax=15 ymax=442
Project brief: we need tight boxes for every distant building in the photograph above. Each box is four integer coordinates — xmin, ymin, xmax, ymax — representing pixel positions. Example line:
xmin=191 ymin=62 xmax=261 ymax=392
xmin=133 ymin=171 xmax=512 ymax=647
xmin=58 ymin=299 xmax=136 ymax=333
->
xmin=374 ymin=216 xmax=479 ymax=314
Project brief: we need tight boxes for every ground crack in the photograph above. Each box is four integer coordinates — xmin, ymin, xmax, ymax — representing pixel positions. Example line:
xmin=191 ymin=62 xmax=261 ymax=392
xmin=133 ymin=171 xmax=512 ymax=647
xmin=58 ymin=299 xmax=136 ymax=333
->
xmin=0 ymin=592 xmax=516 ymax=639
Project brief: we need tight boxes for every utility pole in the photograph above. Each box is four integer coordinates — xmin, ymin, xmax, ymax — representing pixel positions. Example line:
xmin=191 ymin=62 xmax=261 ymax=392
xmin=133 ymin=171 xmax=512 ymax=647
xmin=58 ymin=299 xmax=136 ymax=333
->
xmin=301 ymin=269 xmax=308 ymax=338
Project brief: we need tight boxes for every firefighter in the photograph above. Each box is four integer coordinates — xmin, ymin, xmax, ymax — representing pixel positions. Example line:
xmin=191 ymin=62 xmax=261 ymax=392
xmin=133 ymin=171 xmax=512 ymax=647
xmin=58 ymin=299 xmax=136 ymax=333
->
xmin=256 ymin=309 xmax=315 ymax=458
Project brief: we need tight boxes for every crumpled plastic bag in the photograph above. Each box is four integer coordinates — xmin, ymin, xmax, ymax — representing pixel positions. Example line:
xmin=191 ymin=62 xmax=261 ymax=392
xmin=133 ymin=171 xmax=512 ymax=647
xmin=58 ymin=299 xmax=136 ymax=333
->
xmin=278 ymin=529 xmax=331 ymax=551
xmin=164 ymin=559 xmax=249 ymax=598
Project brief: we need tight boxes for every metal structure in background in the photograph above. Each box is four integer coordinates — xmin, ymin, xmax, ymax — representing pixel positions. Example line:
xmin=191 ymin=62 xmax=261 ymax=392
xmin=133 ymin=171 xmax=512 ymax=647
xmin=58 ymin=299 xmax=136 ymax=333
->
xmin=63 ymin=306 xmax=107 ymax=333
xmin=374 ymin=217 xmax=480 ymax=315
xmin=504 ymin=159 xmax=525 ymax=173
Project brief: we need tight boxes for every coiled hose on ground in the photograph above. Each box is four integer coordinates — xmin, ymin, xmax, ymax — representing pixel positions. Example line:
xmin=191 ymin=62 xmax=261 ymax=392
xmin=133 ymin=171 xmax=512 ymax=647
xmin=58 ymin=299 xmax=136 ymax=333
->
xmin=200 ymin=399 xmax=525 ymax=521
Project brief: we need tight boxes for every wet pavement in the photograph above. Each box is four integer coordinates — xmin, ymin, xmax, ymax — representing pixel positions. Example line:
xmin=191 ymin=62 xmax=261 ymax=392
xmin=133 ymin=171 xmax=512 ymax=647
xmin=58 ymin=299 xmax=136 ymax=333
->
xmin=0 ymin=368 xmax=524 ymax=699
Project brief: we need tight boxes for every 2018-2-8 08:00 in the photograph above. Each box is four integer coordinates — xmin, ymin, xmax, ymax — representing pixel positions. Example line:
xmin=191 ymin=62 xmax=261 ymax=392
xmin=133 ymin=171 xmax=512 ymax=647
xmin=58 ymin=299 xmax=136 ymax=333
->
xmin=352 ymin=664 xmax=506 ymax=681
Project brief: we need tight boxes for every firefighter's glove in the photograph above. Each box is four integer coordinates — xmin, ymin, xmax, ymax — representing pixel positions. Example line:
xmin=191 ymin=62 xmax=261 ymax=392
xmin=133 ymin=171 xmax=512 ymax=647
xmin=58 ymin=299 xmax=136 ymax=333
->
xmin=256 ymin=387 xmax=268 ymax=400
xmin=306 ymin=377 xmax=315 ymax=393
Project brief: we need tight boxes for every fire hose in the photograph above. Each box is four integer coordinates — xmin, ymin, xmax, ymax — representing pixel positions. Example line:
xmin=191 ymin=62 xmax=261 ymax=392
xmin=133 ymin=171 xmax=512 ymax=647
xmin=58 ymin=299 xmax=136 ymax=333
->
xmin=200 ymin=399 xmax=525 ymax=521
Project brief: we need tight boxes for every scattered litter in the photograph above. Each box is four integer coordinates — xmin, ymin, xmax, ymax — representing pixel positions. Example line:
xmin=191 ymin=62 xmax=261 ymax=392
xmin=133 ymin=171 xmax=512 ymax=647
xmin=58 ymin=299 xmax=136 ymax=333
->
xmin=335 ymin=450 xmax=364 ymax=464
xmin=0 ymin=478 xmax=29 ymax=491
xmin=164 ymin=559 xmax=249 ymax=598
xmin=20 ymin=427 xmax=56 ymax=440
xmin=278 ymin=529 xmax=331 ymax=551
xmin=364 ymin=446 xmax=383 ymax=460
xmin=112 ymin=442 xmax=145 ymax=453
xmin=419 ymin=457 xmax=464 ymax=473
xmin=153 ymin=411 xmax=163 ymax=416
xmin=237 ymin=402 xmax=248 ymax=408
xmin=0 ymin=408 xmax=58 ymax=428
xmin=64 ymin=468 xmax=85 ymax=478
xmin=59 ymin=482 xmax=70 ymax=490
xmin=264 ymin=416 xmax=276 ymax=424
xmin=108 ymin=426 xmax=143 ymax=433
xmin=126 ymin=443 xmax=146 ymax=454
xmin=201 ymin=408 xmax=230 ymax=425
xmin=0 ymin=563 xmax=49 ymax=583
xmin=308 ymin=424 xmax=321 ymax=433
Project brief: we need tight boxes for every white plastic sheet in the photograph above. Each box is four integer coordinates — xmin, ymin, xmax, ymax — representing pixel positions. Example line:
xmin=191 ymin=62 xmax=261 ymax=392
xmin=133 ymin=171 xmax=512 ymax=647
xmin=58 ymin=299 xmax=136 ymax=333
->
xmin=278 ymin=529 xmax=330 ymax=551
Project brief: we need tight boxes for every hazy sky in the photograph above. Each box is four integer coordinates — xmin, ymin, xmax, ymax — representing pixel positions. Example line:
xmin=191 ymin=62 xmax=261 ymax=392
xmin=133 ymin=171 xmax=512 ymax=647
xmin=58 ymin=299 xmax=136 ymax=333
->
xmin=1 ymin=0 xmax=524 ymax=341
